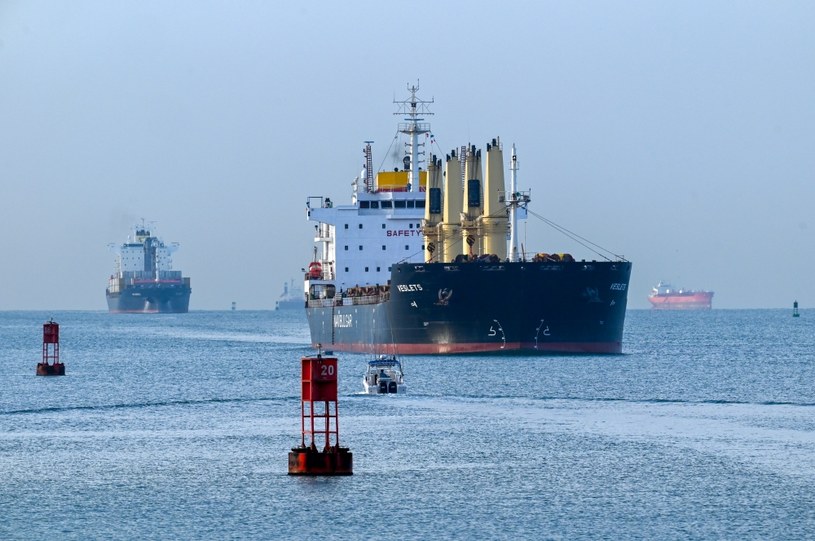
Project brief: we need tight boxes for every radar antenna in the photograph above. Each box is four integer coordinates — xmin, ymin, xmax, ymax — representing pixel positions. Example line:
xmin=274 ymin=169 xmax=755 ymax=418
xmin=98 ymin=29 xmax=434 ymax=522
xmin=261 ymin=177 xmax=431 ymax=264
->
xmin=394 ymin=82 xmax=433 ymax=193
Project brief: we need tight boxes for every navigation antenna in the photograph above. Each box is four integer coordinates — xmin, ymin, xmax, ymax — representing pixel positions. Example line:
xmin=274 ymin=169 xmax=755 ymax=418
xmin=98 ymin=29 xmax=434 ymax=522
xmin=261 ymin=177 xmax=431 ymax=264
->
xmin=394 ymin=82 xmax=433 ymax=193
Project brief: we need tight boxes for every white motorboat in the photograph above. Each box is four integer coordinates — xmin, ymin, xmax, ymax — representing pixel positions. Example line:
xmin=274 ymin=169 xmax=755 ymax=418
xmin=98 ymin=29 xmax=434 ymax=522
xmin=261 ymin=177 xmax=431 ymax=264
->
xmin=362 ymin=356 xmax=405 ymax=394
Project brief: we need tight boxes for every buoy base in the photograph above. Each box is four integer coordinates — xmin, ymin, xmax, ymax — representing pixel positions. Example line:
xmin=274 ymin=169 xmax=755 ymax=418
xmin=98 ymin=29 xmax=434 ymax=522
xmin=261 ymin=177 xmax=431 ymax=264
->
xmin=36 ymin=363 xmax=65 ymax=376
xmin=288 ymin=446 xmax=353 ymax=475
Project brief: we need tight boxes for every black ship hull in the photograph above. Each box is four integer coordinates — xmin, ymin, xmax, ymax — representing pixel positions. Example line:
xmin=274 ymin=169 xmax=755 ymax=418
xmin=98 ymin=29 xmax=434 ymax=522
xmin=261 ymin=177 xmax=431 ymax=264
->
xmin=106 ymin=283 xmax=191 ymax=313
xmin=306 ymin=260 xmax=632 ymax=354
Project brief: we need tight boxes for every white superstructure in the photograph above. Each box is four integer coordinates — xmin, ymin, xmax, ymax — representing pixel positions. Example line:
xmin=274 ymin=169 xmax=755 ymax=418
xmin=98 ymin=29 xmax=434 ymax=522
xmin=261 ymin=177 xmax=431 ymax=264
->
xmin=306 ymin=83 xmax=432 ymax=294
xmin=110 ymin=224 xmax=180 ymax=280
xmin=307 ymin=192 xmax=426 ymax=292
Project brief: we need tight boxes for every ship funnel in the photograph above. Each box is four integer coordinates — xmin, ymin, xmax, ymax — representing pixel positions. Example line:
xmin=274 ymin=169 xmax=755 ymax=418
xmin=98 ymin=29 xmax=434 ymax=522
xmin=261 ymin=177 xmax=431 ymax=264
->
xmin=482 ymin=137 xmax=507 ymax=260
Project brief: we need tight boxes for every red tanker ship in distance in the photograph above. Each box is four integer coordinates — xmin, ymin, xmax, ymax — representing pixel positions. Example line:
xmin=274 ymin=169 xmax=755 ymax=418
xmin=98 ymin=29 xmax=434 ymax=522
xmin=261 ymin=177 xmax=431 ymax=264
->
xmin=648 ymin=282 xmax=713 ymax=310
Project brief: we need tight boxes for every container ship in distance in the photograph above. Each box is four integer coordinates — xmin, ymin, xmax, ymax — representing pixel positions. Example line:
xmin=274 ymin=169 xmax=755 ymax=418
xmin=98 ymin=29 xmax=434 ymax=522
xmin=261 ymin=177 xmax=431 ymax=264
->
xmin=648 ymin=282 xmax=713 ymax=310
xmin=275 ymin=279 xmax=303 ymax=310
xmin=304 ymin=84 xmax=632 ymax=354
xmin=106 ymin=224 xmax=191 ymax=313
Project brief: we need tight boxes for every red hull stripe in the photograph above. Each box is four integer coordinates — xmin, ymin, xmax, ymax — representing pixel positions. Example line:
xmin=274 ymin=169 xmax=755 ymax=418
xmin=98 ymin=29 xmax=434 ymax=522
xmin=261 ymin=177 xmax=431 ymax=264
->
xmin=312 ymin=341 xmax=622 ymax=355
xmin=648 ymin=294 xmax=713 ymax=307
xmin=649 ymin=305 xmax=711 ymax=310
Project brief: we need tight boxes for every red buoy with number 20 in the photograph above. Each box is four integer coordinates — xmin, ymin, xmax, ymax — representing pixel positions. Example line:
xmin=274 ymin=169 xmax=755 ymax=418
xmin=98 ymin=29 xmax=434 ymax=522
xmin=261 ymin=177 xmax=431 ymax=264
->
xmin=288 ymin=351 xmax=353 ymax=475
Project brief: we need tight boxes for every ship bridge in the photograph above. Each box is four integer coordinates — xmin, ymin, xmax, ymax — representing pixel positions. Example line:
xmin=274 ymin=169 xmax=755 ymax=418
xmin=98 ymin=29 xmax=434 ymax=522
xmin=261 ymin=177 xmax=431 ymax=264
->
xmin=306 ymin=190 xmax=427 ymax=292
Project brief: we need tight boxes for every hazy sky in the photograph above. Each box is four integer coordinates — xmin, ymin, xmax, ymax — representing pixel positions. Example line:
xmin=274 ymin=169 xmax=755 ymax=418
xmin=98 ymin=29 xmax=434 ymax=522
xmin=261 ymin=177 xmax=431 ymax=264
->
xmin=2 ymin=1 xmax=813 ymax=310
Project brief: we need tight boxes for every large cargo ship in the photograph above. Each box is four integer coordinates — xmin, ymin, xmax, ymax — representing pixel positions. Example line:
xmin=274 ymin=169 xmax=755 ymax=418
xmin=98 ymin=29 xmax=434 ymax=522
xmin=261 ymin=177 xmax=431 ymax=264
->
xmin=304 ymin=85 xmax=632 ymax=354
xmin=648 ymin=282 xmax=713 ymax=310
xmin=106 ymin=224 xmax=191 ymax=313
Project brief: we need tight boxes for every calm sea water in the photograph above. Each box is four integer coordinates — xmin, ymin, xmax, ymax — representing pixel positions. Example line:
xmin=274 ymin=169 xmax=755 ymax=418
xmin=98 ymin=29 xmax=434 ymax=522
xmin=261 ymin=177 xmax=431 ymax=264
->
xmin=2 ymin=309 xmax=814 ymax=540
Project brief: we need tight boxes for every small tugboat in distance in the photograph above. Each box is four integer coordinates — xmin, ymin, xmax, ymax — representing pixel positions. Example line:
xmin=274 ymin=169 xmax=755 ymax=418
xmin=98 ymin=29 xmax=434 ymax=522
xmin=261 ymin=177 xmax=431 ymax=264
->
xmin=648 ymin=281 xmax=713 ymax=310
xmin=362 ymin=356 xmax=406 ymax=394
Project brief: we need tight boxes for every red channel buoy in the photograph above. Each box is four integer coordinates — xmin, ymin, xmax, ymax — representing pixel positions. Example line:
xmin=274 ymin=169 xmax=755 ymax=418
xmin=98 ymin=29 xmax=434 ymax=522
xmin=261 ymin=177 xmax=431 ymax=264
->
xmin=288 ymin=352 xmax=353 ymax=475
xmin=36 ymin=319 xmax=65 ymax=376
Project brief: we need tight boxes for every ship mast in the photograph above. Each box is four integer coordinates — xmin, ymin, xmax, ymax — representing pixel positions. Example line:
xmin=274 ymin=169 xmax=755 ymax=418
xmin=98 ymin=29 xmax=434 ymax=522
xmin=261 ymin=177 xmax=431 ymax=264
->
xmin=509 ymin=145 xmax=518 ymax=262
xmin=507 ymin=145 xmax=530 ymax=262
xmin=394 ymin=82 xmax=433 ymax=193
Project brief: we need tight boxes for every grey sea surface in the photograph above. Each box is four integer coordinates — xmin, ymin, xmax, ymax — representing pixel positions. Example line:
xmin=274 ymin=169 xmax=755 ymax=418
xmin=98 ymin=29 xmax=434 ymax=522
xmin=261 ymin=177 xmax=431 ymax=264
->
xmin=1 ymin=309 xmax=814 ymax=540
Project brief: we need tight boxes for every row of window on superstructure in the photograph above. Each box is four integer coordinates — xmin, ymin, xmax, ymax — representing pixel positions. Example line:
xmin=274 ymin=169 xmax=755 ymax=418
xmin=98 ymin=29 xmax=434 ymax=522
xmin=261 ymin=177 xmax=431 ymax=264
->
xmin=344 ymin=222 xmax=422 ymax=230
xmin=343 ymin=266 xmax=390 ymax=273
xmin=359 ymin=200 xmax=425 ymax=209
xmin=344 ymin=244 xmax=424 ymax=251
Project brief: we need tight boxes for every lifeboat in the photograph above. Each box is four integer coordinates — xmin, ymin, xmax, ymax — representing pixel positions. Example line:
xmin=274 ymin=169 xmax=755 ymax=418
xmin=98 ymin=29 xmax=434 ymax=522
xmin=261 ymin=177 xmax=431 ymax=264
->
xmin=308 ymin=262 xmax=322 ymax=279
